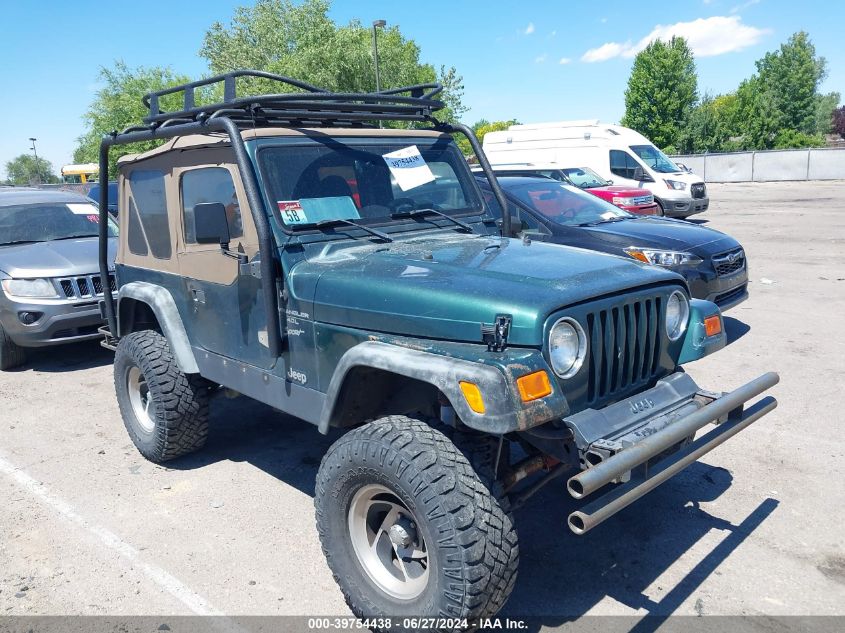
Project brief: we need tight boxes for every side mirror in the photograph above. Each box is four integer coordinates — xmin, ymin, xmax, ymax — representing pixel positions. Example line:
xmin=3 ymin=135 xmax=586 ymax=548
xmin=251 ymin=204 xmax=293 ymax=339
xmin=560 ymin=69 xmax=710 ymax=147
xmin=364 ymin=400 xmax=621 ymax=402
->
xmin=632 ymin=166 xmax=653 ymax=182
xmin=496 ymin=214 xmax=523 ymax=235
xmin=194 ymin=202 xmax=230 ymax=247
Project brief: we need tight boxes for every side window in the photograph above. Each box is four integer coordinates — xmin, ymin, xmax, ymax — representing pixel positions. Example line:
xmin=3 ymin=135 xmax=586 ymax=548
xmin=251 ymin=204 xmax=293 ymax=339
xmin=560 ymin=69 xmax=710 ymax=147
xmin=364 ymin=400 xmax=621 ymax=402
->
xmin=127 ymin=170 xmax=171 ymax=259
xmin=517 ymin=208 xmax=551 ymax=235
xmin=610 ymin=150 xmax=632 ymax=179
xmin=181 ymin=167 xmax=243 ymax=244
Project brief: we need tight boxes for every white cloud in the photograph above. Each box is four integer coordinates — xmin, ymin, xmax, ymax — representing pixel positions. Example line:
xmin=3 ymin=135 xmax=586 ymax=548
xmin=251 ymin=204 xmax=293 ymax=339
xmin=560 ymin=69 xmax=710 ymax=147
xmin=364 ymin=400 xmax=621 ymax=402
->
xmin=600 ymin=17 xmax=608 ymax=23
xmin=534 ymin=53 xmax=548 ymax=63
xmin=731 ymin=0 xmax=761 ymax=13
xmin=581 ymin=41 xmax=631 ymax=63
xmin=524 ymin=22 xmax=535 ymax=35
xmin=580 ymin=16 xmax=768 ymax=62
xmin=549 ymin=30 xmax=557 ymax=37
xmin=559 ymin=57 xmax=572 ymax=65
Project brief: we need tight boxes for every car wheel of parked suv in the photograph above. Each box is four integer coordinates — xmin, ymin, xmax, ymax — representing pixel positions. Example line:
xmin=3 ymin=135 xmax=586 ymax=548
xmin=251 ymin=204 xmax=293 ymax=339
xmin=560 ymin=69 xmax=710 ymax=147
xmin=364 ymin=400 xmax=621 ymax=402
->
xmin=0 ymin=323 xmax=26 ymax=371
xmin=314 ymin=416 xmax=518 ymax=628
xmin=114 ymin=330 xmax=210 ymax=462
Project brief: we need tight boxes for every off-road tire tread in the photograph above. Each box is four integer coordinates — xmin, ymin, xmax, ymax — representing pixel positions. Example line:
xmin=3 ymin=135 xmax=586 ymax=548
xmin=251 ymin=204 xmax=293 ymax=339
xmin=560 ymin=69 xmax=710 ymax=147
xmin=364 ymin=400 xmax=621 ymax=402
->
xmin=315 ymin=416 xmax=519 ymax=627
xmin=115 ymin=330 xmax=209 ymax=462
xmin=0 ymin=323 xmax=26 ymax=370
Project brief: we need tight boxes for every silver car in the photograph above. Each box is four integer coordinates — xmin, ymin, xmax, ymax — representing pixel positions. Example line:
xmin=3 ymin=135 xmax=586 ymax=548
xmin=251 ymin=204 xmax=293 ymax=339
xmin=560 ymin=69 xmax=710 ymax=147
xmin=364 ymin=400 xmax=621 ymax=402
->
xmin=0 ymin=188 xmax=117 ymax=369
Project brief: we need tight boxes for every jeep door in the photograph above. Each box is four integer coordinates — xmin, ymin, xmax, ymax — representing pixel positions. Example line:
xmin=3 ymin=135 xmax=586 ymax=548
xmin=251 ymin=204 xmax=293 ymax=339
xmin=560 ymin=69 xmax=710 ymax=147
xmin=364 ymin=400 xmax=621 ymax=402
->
xmin=173 ymin=149 xmax=273 ymax=369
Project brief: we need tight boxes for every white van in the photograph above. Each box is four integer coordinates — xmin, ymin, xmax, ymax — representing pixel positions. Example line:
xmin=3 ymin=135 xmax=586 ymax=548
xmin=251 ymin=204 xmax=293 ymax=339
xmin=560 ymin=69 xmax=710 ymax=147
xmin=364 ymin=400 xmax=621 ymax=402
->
xmin=482 ymin=120 xmax=709 ymax=218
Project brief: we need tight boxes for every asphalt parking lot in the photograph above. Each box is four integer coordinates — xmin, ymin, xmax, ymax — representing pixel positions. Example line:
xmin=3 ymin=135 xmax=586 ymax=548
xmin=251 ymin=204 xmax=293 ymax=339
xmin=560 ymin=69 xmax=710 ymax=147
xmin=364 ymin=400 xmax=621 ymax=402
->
xmin=1 ymin=181 xmax=844 ymax=621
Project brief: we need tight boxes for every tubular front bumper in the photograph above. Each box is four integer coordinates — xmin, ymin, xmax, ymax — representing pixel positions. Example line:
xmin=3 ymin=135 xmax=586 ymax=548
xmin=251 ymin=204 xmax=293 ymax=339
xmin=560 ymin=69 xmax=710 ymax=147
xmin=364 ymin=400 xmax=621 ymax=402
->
xmin=563 ymin=371 xmax=779 ymax=534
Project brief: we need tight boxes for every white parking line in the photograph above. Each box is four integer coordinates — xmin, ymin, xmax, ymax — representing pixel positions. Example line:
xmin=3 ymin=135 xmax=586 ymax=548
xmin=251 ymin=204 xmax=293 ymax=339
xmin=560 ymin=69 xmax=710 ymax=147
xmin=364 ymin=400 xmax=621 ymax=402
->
xmin=0 ymin=452 xmax=223 ymax=616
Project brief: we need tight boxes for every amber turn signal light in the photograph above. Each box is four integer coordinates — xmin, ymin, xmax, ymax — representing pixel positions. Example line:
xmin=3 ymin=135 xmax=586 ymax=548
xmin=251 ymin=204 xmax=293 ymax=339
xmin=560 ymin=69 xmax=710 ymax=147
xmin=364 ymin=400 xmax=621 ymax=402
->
xmin=704 ymin=314 xmax=722 ymax=337
xmin=516 ymin=370 xmax=552 ymax=402
xmin=459 ymin=381 xmax=485 ymax=414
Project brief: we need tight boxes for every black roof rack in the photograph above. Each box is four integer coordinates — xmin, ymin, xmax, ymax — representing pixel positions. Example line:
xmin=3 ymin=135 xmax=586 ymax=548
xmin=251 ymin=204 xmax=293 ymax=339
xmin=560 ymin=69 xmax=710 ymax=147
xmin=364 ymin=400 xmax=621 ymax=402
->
xmin=97 ymin=70 xmax=513 ymax=361
xmin=137 ymin=69 xmax=445 ymax=130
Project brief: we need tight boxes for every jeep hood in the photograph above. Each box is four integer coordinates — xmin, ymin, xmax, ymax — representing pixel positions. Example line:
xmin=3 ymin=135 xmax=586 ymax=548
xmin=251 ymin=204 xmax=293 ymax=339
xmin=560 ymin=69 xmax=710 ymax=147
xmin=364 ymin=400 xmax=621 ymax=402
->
xmin=0 ymin=237 xmax=117 ymax=278
xmin=296 ymin=233 xmax=682 ymax=346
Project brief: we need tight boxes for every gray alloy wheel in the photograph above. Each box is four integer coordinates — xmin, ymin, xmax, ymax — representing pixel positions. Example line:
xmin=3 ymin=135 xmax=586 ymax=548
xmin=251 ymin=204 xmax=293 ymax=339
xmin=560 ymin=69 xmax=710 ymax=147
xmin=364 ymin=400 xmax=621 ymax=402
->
xmin=347 ymin=483 xmax=430 ymax=600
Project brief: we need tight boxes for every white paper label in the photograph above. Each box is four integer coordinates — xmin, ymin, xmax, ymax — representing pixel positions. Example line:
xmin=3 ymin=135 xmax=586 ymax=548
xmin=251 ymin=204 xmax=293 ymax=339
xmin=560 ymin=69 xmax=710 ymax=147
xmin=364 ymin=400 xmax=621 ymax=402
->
xmin=382 ymin=145 xmax=435 ymax=191
xmin=67 ymin=203 xmax=98 ymax=215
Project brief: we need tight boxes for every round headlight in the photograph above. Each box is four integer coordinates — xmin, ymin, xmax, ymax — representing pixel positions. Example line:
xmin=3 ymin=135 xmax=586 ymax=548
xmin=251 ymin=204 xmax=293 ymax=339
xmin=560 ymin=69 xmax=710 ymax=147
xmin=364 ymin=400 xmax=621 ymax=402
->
xmin=665 ymin=291 xmax=690 ymax=341
xmin=549 ymin=317 xmax=587 ymax=378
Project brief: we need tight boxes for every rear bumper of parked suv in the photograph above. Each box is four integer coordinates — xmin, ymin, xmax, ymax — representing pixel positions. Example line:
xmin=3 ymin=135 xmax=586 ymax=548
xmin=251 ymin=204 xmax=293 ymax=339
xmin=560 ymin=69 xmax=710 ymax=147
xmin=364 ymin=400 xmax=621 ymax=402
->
xmin=0 ymin=293 xmax=105 ymax=347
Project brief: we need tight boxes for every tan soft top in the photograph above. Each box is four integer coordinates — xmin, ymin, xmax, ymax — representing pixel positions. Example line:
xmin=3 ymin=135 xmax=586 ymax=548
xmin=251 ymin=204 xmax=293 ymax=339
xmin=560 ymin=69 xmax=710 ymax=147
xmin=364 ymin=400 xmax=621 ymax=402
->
xmin=117 ymin=127 xmax=450 ymax=166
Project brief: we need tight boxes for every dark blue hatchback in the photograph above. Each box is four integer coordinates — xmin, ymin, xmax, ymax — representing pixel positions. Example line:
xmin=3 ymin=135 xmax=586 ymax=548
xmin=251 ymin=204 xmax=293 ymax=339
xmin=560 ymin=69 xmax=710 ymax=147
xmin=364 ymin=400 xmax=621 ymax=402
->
xmin=478 ymin=175 xmax=748 ymax=310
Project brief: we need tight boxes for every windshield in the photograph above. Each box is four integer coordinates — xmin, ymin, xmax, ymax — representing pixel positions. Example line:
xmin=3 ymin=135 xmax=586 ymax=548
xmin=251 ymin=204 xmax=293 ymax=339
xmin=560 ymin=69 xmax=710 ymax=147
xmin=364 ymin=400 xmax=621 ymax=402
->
xmin=629 ymin=145 xmax=680 ymax=174
xmin=0 ymin=201 xmax=118 ymax=246
xmin=258 ymin=138 xmax=483 ymax=230
xmin=506 ymin=180 xmax=632 ymax=227
xmin=560 ymin=167 xmax=610 ymax=188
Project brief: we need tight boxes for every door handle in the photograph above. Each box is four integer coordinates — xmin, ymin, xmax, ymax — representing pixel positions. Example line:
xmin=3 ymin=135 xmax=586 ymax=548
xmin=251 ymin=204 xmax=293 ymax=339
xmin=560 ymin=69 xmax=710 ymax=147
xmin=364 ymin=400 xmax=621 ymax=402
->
xmin=190 ymin=286 xmax=206 ymax=303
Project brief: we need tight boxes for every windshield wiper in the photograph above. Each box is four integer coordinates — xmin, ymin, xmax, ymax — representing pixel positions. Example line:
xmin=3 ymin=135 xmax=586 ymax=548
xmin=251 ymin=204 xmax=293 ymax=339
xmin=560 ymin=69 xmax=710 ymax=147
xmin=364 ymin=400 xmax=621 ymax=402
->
xmin=0 ymin=240 xmax=44 ymax=246
xmin=390 ymin=208 xmax=474 ymax=233
xmin=578 ymin=217 xmax=631 ymax=227
xmin=50 ymin=234 xmax=98 ymax=241
xmin=313 ymin=218 xmax=392 ymax=242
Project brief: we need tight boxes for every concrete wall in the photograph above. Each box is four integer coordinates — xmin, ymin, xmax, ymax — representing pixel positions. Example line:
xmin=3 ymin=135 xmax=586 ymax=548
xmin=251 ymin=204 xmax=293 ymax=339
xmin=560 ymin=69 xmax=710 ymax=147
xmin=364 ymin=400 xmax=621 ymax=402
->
xmin=672 ymin=148 xmax=845 ymax=182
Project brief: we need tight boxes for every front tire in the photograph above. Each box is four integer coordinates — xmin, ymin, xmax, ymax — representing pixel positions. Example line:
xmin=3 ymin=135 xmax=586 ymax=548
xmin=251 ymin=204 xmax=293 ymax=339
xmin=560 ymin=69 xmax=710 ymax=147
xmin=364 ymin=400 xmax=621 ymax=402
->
xmin=315 ymin=416 xmax=518 ymax=627
xmin=0 ymin=323 xmax=26 ymax=370
xmin=114 ymin=330 xmax=209 ymax=463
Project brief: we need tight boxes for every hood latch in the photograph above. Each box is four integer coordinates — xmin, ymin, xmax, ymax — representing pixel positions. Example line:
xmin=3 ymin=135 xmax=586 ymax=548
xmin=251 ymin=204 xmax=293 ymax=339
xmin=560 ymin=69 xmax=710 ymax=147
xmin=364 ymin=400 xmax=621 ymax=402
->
xmin=482 ymin=315 xmax=512 ymax=352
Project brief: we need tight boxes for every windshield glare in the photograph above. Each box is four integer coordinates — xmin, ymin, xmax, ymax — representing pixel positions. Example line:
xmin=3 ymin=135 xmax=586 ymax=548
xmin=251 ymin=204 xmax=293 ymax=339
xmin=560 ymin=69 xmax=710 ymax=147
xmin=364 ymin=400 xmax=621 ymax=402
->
xmin=508 ymin=180 xmax=631 ymax=226
xmin=561 ymin=167 xmax=609 ymax=188
xmin=258 ymin=138 xmax=483 ymax=229
xmin=630 ymin=145 xmax=680 ymax=174
xmin=0 ymin=202 xmax=118 ymax=246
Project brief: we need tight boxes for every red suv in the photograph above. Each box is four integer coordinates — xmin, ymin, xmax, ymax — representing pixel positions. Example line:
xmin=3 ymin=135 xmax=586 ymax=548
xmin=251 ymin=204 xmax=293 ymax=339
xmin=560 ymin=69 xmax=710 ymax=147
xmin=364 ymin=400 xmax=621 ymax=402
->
xmin=487 ymin=165 xmax=660 ymax=216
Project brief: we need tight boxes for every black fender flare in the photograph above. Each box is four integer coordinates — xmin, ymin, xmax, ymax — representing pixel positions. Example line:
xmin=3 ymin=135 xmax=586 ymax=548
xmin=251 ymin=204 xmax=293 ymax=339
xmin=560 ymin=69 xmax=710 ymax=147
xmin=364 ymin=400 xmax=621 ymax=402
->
xmin=319 ymin=340 xmax=569 ymax=434
xmin=116 ymin=282 xmax=198 ymax=374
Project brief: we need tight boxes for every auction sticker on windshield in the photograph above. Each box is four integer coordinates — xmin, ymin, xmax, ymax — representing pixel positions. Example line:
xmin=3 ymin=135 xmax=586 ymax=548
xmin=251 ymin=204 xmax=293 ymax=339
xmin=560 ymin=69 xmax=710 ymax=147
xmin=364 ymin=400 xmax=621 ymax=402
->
xmin=382 ymin=145 xmax=435 ymax=191
xmin=277 ymin=200 xmax=307 ymax=225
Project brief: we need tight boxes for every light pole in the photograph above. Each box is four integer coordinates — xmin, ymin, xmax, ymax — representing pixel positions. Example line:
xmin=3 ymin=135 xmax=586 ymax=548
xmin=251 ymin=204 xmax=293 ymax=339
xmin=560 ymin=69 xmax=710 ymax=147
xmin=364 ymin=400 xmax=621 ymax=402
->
xmin=28 ymin=137 xmax=41 ymax=184
xmin=372 ymin=19 xmax=386 ymax=93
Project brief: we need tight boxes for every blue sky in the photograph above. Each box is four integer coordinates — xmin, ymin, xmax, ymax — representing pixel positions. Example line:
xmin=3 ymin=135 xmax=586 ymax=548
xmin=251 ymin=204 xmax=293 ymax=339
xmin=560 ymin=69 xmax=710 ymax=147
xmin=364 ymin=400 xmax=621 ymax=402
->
xmin=1 ymin=0 xmax=842 ymax=178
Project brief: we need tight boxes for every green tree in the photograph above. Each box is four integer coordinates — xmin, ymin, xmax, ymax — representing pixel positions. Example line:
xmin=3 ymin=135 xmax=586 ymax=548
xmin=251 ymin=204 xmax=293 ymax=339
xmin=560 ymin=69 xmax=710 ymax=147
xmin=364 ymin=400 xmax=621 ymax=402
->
xmin=4 ymin=154 xmax=59 ymax=185
xmin=199 ymin=0 xmax=466 ymax=122
xmin=755 ymin=31 xmax=827 ymax=137
xmin=456 ymin=119 xmax=519 ymax=158
xmin=73 ymin=62 xmax=192 ymax=177
xmin=815 ymin=91 xmax=841 ymax=136
xmin=621 ymin=37 xmax=698 ymax=150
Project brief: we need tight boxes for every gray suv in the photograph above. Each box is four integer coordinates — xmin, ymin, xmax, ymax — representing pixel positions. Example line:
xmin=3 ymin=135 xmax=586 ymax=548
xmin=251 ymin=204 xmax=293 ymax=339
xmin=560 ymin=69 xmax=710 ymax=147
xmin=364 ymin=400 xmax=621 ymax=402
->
xmin=0 ymin=188 xmax=117 ymax=369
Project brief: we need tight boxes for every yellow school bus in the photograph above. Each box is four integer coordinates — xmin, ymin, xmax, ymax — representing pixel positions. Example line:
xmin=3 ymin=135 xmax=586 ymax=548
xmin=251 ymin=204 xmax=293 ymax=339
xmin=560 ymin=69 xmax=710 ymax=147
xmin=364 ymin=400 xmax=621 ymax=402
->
xmin=61 ymin=163 xmax=99 ymax=183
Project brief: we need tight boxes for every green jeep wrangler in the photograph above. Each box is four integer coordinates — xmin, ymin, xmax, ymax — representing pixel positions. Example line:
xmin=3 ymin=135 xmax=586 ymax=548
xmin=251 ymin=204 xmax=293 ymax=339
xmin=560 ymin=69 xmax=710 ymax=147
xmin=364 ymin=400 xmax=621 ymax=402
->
xmin=96 ymin=71 xmax=778 ymax=625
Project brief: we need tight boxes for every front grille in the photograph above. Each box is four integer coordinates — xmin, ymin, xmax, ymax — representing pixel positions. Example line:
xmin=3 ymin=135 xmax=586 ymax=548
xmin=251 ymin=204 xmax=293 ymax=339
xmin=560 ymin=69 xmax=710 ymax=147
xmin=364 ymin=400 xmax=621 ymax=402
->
xmin=691 ymin=183 xmax=706 ymax=199
xmin=54 ymin=274 xmax=116 ymax=300
xmin=712 ymin=248 xmax=745 ymax=276
xmin=632 ymin=195 xmax=653 ymax=205
xmin=585 ymin=297 xmax=663 ymax=405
